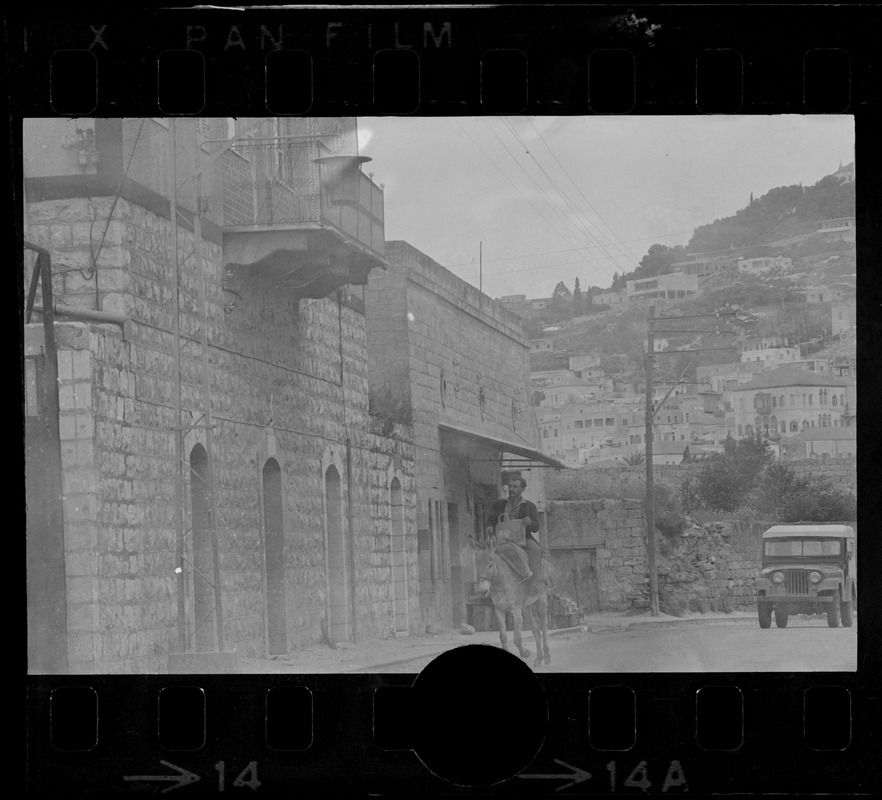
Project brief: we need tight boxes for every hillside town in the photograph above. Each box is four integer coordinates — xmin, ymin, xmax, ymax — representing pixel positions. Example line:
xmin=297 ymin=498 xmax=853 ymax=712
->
xmin=503 ymin=170 xmax=857 ymax=468
xmin=23 ymin=116 xmax=856 ymax=675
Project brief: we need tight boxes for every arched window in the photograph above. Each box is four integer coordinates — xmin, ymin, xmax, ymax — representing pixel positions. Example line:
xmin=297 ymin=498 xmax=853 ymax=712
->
xmin=790 ymin=420 xmax=799 ymax=432
xmin=832 ymin=394 xmax=838 ymax=406
xmin=803 ymin=420 xmax=810 ymax=430
xmin=789 ymin=394 xmax=795 ymax=407
xmin=808 ymin=393 xmax=813 ymax=406
xmin=745 ymin=424 xmax=754 ymax=436
xmin=802 ymin=394 xmax=806 ymax=406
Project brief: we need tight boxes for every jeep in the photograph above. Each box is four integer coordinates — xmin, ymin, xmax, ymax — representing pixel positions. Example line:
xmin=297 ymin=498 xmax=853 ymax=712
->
xmin=755 ymin=524 xmax=856 ymax=629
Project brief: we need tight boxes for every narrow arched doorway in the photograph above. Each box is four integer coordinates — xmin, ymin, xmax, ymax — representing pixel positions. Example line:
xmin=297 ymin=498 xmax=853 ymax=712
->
xmin=325 ymin=465 xmax=349 ymax=642
xmin=390 ymin=478 xmax=408 ymax=633
xmin=190 ymin=443 xmax=216 ymax=652
xmin=263 ymin=458 xmax=287 ymax=655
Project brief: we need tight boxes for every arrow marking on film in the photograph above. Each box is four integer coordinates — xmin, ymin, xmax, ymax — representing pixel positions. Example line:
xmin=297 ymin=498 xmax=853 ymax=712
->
xmin=519 ymin=758 xmax=592 ymax=791
xmin=123 ymin=760 xmax=201 ymax=793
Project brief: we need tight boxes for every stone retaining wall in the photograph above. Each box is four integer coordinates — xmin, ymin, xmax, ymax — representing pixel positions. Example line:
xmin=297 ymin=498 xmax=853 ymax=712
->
xmin=546 ymin=501 xmax=774 ymax=615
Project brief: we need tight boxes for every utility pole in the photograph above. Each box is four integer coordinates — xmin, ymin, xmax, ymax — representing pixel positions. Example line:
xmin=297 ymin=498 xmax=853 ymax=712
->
xmin=644 ymin=305 xmax=659 ymax=616
xmin=192 ymin=122 xmax=224 ymax=652
xmin=479 ymin=241 xmax=483 ymax=298
xmin=169 ymin=119 xmax=188 ymax=652
xmin=643 ymin=306 xmax=737 ymax=617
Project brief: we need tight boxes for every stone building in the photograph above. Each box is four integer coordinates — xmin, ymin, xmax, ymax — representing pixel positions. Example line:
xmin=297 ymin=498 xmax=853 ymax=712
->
xmin=725 ymin=366 xmax=854 ymax=440
xmin=363 ymin=241 xmax=567 ymax=631
xmin=24 ymin=117 xmax=418 ymax=674
xmin=625 ymin=272 xmax=698 ymax=301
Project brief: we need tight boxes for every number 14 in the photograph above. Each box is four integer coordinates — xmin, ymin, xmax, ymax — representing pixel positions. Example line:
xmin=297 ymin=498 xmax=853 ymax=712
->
xmin=214 ymin=761 xmax=261 ymax=792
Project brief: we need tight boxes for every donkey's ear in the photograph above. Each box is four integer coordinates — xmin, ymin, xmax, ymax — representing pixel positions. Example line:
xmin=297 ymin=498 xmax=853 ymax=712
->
xmin=467 ymin=535 xmax=477 ymax=548
xmin=488 ymin=535 xmax=497 ymax=549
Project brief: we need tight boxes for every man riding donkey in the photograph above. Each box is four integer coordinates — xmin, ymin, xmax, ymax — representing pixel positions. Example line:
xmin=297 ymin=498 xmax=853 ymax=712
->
xmin=470 ymin=475 xmax=551 ymax=667
xmin=484 ymin=475 xmax=543 ymax=587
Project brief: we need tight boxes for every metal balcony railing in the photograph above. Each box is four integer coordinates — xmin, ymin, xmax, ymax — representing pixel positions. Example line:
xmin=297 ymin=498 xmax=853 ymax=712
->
xmin=218 ymin=140 xmax=385 ymax=260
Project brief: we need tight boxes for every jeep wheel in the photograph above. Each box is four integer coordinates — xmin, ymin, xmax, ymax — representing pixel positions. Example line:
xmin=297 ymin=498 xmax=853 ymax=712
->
xmin=841 ymin=596 xmax=853 ymax=628
xmin=774 ymin=609 xmax=788 ymax=628
xmin=758 ymin=604 xmax=771 ymax=629
xmin=826 ymin=593 xmax=841 ymax=628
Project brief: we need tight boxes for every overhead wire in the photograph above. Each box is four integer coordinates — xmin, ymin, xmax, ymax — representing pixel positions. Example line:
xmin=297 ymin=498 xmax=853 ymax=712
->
xmin=453 ymin=118 xmax=610 ymax=267
xmin=524 ymin=116 xmax=646 ymax=268
xmin=477 ymin=117 xmax=625 ymax=287
xmin=444 ymin=230 xmax=691 ymax=271
xmin=497 ymin=117 xmax=636 ymax=280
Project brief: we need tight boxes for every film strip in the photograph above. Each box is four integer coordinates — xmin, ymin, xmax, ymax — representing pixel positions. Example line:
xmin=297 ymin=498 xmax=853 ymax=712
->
xmin=13 ymin=3 xmax=880 ymax=796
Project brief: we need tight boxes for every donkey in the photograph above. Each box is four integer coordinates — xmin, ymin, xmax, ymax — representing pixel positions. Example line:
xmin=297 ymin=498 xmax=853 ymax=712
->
xmin=469 ymin=534 xmax=551 ymax=669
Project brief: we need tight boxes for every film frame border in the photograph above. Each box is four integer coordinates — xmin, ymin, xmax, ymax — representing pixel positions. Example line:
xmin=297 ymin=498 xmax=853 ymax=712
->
xmin=12 ymin=3 xmax=880 ymax=796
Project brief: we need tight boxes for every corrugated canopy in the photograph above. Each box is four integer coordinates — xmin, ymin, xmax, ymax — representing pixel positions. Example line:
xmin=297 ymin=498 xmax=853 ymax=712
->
xmin=438 ymin=423 xmax=572 ymax=470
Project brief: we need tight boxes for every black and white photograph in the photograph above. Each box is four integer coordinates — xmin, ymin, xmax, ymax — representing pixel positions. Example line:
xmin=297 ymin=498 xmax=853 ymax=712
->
xmin=24 ymin=115 xmax=857 ymax=676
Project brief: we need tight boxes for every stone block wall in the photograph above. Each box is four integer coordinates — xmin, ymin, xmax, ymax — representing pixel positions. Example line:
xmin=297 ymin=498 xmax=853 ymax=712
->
xmin=578 ymin=458 xmax=856 ymax=497
xmin=655 ymin=522 xmax=761 ymax=614
xmin=546 ymin=500 xmax=650 ymax=611
xmin=546 ymin=500 xmax=766 ymax=615
xmin=27 ymin=195 xmax=417 ymax=673
xmin=364 ymin=240 xmax=546 ymax=630
xmin=784 ymin=459 xmax=856 ymax=494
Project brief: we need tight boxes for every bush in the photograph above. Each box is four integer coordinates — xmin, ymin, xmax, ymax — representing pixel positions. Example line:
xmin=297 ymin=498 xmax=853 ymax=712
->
xmin=368 ymin=384 xmax=412 ymax=437
xmin=776 ymin=476 xmax=857 ymax=522
xmin=692 ymin=433 xmax=773 ymax=512
xmin=685 ymin=443 xmax=856 ymax=523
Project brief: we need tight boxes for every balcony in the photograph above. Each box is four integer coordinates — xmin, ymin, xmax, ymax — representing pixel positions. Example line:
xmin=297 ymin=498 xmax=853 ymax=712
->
xmin=217 ymin=135 xmax=386 ymax=300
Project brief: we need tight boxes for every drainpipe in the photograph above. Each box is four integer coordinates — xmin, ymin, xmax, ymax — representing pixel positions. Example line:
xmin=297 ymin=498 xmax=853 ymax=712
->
xmin=346 ymin=437 xmax=358 ymax=643
xmin=31 ymin=304 xmax=131 ymax=337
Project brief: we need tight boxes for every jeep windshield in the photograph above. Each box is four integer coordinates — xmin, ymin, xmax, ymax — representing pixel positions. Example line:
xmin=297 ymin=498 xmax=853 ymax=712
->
xmin=763 ymin=538 xmax=842 ymax=557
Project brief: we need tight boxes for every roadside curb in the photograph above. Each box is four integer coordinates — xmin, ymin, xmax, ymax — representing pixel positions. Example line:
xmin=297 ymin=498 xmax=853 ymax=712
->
xmin=345 ymin=613 xmax=757 ymax=673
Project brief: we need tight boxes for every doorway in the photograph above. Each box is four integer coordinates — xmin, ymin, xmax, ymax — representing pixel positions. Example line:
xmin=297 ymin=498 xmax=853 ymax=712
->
xmin=325 ymin=465 xmax=349 ymax=642
xmin=190 ymin=444 xmax=217 ymax=652
xmin=448 ymin=503 xmax=465 ymax=626
xmin=390 ymin=478 xmax=408 ymax=632
xmin=263 ymin=458 xmax=287 ymax=655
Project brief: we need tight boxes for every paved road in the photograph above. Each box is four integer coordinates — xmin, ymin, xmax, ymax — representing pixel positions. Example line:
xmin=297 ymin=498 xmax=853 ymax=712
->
xmin=375 ymin=617 xmax=857 ymax=673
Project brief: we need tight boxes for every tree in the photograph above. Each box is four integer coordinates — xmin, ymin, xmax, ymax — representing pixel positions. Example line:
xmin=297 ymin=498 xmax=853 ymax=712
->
xmin=573 ymin=277 xmax=582 ymax=315
xmin=547 ymin=280 xmax=574 ymax=323
xmin=743 ymin=462 xmax=856 ymax=522
xmin=777 ymin=476 xmax=856 ymax=522
xmin=635 ymin=244 xmax=687 ymax=279
xmin=694 ymin=433 xmax=773 ymax=512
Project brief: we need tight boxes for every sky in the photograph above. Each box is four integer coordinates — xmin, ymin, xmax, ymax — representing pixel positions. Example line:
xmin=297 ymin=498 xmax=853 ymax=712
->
xmin=357 ymin=116 xmax=854 ymax=300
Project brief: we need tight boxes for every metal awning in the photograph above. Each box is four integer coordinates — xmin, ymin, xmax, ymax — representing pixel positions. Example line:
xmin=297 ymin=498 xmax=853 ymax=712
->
xmin=438 ymin=423 xmax=573 ymax=470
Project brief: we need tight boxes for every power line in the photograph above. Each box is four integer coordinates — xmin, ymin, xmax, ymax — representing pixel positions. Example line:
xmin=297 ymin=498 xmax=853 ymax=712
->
xmin=525 ymin=116 xmax=647 ymax=268
xmin=454 ymin=119 xmax=603 ymax=260
xmin=501 ymin=118 xmax=637 ymax=279
xmin=481 ymin=118 xmax=626 ymax=286
xmin=506 ymin=117 xmax=639 ymax=272
xmin=445 ymin=230 xmax=691 ymax=270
